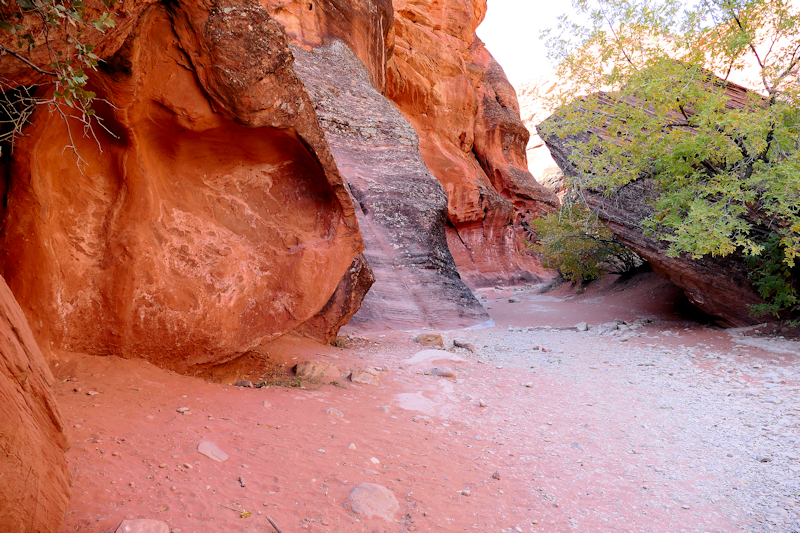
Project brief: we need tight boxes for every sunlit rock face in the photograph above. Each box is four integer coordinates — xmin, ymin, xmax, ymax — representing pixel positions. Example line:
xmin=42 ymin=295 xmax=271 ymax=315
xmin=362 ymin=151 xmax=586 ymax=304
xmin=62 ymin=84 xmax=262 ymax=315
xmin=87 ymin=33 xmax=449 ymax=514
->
xmin=517 ymin=77 xmax=568 ymax=198
xmin=385 ymin=0 xmax=559 ymax=287
xmin=0 ymin=274 xmax=70 ymax=533
xmin=1 ymin=0 xmax=366 ymax=372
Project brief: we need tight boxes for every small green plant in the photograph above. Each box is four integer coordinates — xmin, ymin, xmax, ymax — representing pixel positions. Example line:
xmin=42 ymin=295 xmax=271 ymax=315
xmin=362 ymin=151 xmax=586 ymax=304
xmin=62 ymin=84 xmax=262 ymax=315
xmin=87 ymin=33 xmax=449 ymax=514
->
xmin=529 ymin=198 xmax=640 ymax=283
xmin=0 ymin=0 xmax=116 ymax=156
xmin=746 ymin=233 xmax=800 ymax=321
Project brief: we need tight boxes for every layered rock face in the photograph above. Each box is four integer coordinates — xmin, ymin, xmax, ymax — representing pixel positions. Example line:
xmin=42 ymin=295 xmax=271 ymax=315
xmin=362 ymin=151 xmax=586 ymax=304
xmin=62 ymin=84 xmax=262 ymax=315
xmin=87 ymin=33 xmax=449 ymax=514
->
xmin=385 ymin=0 xmax=558 ymax=287
xmin=0 ymin=275 xmax=70 ymax=533
xmin=291 ymin=42 xmax=488 ymax=329
xmin=539 ymin=86 xmax=771 ymax=327
xmin=1 ymin=0 xmax=367 ymax=372
xmin=266 ymin=0 xmax=488 ymax=328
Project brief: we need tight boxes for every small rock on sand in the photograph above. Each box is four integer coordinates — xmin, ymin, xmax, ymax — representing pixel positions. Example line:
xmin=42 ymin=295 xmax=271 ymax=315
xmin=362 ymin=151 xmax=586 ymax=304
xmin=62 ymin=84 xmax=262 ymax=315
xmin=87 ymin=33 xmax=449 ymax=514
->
xmin=414 ymin=333 xmax=444 ymax=347
xmin=453 ymin=339 xmax=476 ymax=352
xmin=575 ymin=322 xmax=588 ymax=332
xmin=479 ymin=399 xmax=487 ymax=407
xmin=430 ymin=367 xmax=456 ymax=378
xmin=115 ymin=519 xmax=170 ymax=533
xmin=176 ymin=407 xmax=189 ymax=413
xmin=295 ymin=361 xmax=342 ymax=384
xmin=235 ymin=380 xmax=254 ymax=388
xmin=197 ymin=441 xmax=229 ymax=462
xmin=351 ymin=366 xmax=380 ymax=386
xmin=348 ymin=483 xmax=400 ymax=521
xmin=508 ymin=297 xmax=521 ymax=303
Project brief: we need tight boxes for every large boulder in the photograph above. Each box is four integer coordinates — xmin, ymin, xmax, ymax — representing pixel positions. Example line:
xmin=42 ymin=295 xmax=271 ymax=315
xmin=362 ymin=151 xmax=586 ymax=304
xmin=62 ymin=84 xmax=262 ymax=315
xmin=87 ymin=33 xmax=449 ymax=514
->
xmin=1 ymin=0 xmax=367 ymax=372
xmin=386 ymin=0 xmax=559 ymax=287
xmin=539 ymin=82 xmax=772 ymax=327
xmin=0 ymin=275 xmax=70 ymax=533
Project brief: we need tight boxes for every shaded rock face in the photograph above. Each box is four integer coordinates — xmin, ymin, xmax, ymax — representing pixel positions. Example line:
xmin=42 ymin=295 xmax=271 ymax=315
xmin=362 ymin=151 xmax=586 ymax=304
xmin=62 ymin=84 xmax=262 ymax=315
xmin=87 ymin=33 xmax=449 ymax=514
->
xmin=1 ymin=0 xmax=365 ymax=372
xmin=297 ymin=253 xmax=375 ymax=343
xmin=291 ymin=41 xmax=488 ymax=329
xmin=386 ymin=0 xmax=558 ymax=287
xmin=0 ymin=275 xmax=70 ymax=533
xmin=539 ymin=101 xmax=769 ymax=327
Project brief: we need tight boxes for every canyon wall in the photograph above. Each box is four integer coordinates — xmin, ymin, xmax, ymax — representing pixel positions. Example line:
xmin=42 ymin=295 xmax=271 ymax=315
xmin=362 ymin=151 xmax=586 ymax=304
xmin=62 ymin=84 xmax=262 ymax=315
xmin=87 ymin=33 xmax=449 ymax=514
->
xmin=0 ymin=0 xmax=557 ymax=365
xmin=385 ymin=0 xmax=558 ymax=287
xmin=0 ymin=2 xmax=557 ymax=529
xmin=266 ymin=0 xmax=488 ymax=328
xmin=0 ymin=275 xmax=70 ymax=533
xmin=1 ymin=0 xmax=369 ymax=372
xmin=517 ymin=77 xmax=567 ymax=198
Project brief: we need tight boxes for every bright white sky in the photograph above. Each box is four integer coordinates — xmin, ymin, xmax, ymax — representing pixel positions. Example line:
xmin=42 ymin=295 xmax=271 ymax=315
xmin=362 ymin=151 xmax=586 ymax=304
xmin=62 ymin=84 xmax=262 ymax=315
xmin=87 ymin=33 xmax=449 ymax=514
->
xmin=477 ymin=1 xmax=576 ymax=89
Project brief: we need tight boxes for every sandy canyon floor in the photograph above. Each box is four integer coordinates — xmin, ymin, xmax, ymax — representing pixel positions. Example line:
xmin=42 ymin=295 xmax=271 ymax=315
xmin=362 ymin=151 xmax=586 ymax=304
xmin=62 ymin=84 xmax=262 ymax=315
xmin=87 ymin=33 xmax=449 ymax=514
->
xmin=53 ymin=273 xmax=800 ymax=532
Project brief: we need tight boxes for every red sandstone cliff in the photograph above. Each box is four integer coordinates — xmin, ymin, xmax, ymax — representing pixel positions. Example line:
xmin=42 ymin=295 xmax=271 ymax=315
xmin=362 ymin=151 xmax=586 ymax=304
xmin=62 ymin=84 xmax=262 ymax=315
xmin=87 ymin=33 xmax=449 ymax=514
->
xmin=0 ymin=0 xmax=558 ymax=360
xmin=0 ymin=274 xmax=70 ymax=533
xmin=0 ymin=0 xmax=368 ymax=372
xmin=0 ymin=2 xmax=559 ymax=528
xmin=386 ymin=0 xmax=559 ymax=287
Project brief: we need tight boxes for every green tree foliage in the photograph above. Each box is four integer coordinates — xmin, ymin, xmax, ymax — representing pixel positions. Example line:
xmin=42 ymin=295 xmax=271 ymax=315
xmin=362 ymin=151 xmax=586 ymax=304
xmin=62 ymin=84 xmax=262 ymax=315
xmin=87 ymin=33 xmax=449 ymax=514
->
xmin=0 ymin=0 xmax=115 ymax=153
xmin=530 ymin=198 xmax=640 ymax=283
xmin=540 ymin=0 xmax=800 ymax=318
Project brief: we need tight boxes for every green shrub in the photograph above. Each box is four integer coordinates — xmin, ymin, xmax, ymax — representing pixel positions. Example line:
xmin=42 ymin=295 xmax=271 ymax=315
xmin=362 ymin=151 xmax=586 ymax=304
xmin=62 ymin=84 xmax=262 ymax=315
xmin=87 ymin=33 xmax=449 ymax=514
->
xmin=530 ymin=200 xmax=640 ymax=283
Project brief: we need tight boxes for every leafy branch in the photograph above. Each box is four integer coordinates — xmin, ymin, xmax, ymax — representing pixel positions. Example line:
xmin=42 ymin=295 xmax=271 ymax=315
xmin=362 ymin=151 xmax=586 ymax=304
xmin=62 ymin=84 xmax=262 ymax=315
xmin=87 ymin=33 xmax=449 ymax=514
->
xmin=0 ymin=0 xmax=116 ymax=155
xmin=542 ymin=0 xmax=800 ymax=320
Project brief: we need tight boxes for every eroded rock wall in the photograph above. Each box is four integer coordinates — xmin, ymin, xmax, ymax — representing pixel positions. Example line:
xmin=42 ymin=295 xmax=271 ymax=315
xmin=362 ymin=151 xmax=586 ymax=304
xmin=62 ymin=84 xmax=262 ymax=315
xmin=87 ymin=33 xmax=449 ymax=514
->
xmin=1 ymin=0 xmax=367 ymax=372
xmin=292 ymin=41 xmax=488 ymax=329
xmin=0 ymin=0 xmax=553 ymax=362
xmin=385 ymin=0 xmax=559 ymax=287
xmin=0 ymin=275 xmax=70 ymax=533
xmin=518 ymin=77 xmax=568 ymax=198
xmin=263 ymin=0 xmax=489 ymax=329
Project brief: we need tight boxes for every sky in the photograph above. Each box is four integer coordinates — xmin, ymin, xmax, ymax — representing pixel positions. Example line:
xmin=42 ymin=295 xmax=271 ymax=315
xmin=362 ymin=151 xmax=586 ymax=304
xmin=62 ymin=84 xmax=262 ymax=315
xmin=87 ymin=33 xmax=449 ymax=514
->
xmin=476 ymin=1 xmax=576 ymax=89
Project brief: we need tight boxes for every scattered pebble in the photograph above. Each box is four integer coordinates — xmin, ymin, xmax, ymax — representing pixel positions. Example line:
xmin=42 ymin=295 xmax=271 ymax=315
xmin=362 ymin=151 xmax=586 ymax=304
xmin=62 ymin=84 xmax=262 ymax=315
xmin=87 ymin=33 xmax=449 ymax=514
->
xmin=197 ymin=441 xmax=229 ymax=463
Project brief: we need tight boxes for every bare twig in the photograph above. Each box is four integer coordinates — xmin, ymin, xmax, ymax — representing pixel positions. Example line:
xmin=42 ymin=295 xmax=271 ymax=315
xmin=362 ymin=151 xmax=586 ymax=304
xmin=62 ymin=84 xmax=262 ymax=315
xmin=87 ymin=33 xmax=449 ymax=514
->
xmin=0 ymin=44 xmax=57 ymax=77
xmin=217 ymin=503 xmax=242 ymax=513
xmin=266 ymin=515 xmax=283 ymax=533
